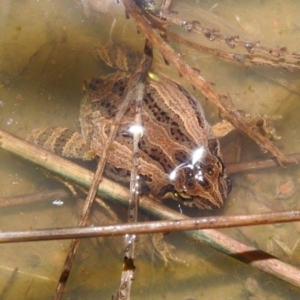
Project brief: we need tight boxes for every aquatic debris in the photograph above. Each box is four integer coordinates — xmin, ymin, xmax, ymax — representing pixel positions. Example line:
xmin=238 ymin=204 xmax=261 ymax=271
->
xmin=276 ymin=177 xmax=298 ymax=199
xmin=52 ymin=199 xmax=64 ymax=206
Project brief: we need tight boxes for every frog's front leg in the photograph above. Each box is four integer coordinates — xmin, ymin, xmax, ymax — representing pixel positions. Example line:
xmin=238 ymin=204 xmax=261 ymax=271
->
xmin=27 ymin=126 xmax=96 ymax=160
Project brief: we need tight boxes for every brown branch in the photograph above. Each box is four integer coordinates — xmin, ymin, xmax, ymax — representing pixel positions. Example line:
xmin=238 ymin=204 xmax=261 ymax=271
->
xmin=153 ymin=5 xmax=300 ymax=61
xmin=0 ymin=210 xmax=300 ymax=242
xmin=114 ymin=40 xmax=153 ymax=300
xmin=53 ymin=106 xmax=121 ymax=298
xmin=160 ymin=0 xmax=173 ymax=13
xmin=143 ymin=12 xmax=300 ymax=71
xmin=121 ymin=0 xmax=293 ymax=165
xmin=226 ymin=152 xmax=300 ymax=174
xmin=53 ymin=38 xmax=153 ymax=300
xmin=167 ymin=31 xmax=300 ymax=71
xmin=0 ymin=267 xmax=18 ymax=300
xmin=0 ymin=189 xmax=70 ymax=208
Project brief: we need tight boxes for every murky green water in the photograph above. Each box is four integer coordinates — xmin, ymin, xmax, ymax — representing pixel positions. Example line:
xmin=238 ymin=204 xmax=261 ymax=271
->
xmin=0 ymin=0 xmax=300 ymax=299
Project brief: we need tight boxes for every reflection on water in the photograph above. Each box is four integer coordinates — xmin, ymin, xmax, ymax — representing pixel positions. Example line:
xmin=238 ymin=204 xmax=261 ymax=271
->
xmin=0 ymin=0 xmax=300 ymax=299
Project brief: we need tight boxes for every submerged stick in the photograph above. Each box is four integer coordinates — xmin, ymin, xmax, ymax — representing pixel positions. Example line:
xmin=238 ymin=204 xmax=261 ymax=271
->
xmin=144 ymin=13 xmax=300 ymax=71
xmin=114 ymin=40 xmax=153 ymax=300
xmin=0 ymin=210 xmax=300 ymax=242
xmin=0 ymin=267 xmax=18 ymax=300
xmin=53 ymin=40 xmax=153 ymax=300
xmin=226 ymin=152 xmax=300 ymax=174
xmin=1 ymin=129 xmax=300 ymax=287
xmin=0 ymin=189 xmax=70 ymax=208
xmin=156 ymin=2 xmax=300 ymax=61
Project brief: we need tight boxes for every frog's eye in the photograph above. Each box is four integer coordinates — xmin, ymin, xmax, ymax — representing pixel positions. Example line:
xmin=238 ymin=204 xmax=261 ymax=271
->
xmin=207 ymin=165 xmax=215 ymax=176
xmin=173 ymin=192 xmax=179 ymax=198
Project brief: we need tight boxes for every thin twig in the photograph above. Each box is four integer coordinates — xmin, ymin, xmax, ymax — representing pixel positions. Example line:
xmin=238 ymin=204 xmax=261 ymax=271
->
xmin=0 ymin=267 xmax=18 ymax=300
xmin=226 ymin=152 xmax=300 ymax=174
xmin=53 ymin=40 xmax=153 ymax=300
xmin=144 ymin=12 xmax=300 ymax=71
xmin=0 ymin=210 xmax=300 ymax=242
xmin=53 ymin=130 xmax=120 ymax=298
xmin=154 ymin=3 xmax=300 ymax=61
xmin=114 ymin=40 xmax=153 ymax=300
xmin=167 ymin=30 xmax=300 ymax=71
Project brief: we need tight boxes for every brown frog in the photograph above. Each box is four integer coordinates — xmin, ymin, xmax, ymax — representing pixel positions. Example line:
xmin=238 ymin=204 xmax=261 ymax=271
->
xmin=27 ymin=43 xmax=231 ymax=209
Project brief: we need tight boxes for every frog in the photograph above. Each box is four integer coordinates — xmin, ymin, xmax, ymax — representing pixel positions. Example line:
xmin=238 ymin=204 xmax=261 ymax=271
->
xmin=27 ymin=42 xmax=232 ymax=209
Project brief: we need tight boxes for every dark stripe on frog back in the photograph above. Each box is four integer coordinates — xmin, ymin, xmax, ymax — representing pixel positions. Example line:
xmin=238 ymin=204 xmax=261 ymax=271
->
xmin=175 ymin=84 xmax=206 ymax=130
xmin=176 ymin=84 xmax=222 ymax=157
xmin=144 ymin=84 xmax=197 ymax=149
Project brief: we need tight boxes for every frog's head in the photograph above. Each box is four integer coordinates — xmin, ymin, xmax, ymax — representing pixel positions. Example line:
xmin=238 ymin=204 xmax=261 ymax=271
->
xmin=168 ymin=147 xmax=231 ymax=209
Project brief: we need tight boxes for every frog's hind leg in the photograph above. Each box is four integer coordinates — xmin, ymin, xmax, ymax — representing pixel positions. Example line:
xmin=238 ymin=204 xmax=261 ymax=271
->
xmin=27 ymin=126 xmax=95 ymax=161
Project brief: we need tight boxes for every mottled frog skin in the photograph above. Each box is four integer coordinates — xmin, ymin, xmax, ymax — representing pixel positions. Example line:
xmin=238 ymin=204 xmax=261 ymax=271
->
xmin=27 ymin=43 xmax=231 ymax=209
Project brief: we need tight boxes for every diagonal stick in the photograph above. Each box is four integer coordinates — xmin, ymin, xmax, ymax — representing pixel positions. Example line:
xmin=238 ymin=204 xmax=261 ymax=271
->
xmin=53 ymin=40 xmax=153 ymax=300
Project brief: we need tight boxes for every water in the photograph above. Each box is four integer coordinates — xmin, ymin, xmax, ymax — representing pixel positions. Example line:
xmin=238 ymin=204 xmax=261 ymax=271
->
xmin=0 ymin=0 xmax=300 ymax=299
